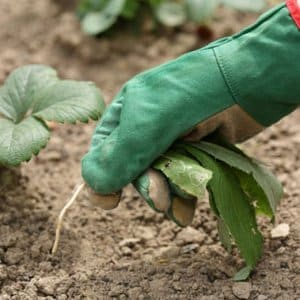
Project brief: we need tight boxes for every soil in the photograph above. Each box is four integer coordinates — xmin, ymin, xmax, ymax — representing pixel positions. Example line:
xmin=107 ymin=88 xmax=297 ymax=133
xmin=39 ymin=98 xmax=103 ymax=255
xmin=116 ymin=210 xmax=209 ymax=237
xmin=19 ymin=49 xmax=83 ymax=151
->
xmin=0 ymin=1 xmax=299 ymax=299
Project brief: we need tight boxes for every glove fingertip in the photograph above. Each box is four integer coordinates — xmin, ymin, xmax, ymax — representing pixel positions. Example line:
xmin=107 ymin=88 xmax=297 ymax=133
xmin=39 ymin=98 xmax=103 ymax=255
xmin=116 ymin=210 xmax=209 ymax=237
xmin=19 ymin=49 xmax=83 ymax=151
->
xmin=168 ymin=196 xmax=197 ymax=227
xmin=134 ymin=169 xmax=171 ymax=213
xmin=85 ymin=185 xmax=121 ymax=210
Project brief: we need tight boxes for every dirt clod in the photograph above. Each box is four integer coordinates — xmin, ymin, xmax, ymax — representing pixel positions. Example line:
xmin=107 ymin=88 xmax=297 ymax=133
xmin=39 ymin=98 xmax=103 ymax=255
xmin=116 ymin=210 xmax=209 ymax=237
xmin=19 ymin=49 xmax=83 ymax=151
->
xmin=232 ymin=282 xmax=252 ymax=299
xmin=176 ymin=226 xmax=206 ymax=245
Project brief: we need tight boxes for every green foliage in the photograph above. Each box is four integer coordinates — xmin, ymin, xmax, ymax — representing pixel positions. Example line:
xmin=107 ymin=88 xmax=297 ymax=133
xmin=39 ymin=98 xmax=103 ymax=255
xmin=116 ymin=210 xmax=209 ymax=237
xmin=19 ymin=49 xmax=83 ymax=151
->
xmin=0 ymin=65 xmax=105 ymax=167
xmin=154 ymin=150 xmax=212 ymax=199
xmin=154 ymin=141 xmax=283 ymax=279
xmin=77 ymin=0 xmax=267 ymax=35
xmin=193 ymin=142 xmax=283 ymax=216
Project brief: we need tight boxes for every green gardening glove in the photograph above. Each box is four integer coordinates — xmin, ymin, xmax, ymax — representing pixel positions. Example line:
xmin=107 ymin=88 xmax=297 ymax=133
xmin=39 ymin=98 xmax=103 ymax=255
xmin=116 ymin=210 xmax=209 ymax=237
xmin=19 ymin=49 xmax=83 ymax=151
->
xmin=82 ymin=2 xmax=300 ymax=226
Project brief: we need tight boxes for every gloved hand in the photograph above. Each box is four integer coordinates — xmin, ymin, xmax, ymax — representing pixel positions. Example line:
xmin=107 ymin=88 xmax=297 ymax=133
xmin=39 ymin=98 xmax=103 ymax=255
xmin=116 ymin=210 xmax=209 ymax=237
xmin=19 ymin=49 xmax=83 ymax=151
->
xmin=82 ymin=2 xmax=300 ymax=226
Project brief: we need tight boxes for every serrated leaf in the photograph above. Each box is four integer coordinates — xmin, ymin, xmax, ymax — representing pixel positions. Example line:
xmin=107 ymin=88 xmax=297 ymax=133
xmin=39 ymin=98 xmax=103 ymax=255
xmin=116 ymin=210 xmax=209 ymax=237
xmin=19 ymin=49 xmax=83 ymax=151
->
xmin=155 ymin=1 xmax=187 ymax=27
xmin=193 ymin=142 xmax=283 ymax=215
xmin=33 ymin=81 xmax=105 ymax=124
xmin=0 ymin=117 xmax=50 ymax=166
xmin=220 ymin=0 xmax=266 ymax=12
xmin=154 ymin=150 xmax=212 ymax=199
xmin=81 ymin=0 xmax=126 ymax=34
xmin=186 ymin=0 xmax=218 ymax=23
xmin=233 ymin=266 xmax=252 ymax=281
xmin=184 ymin=146 xmax=263 ymax=269
xmin=0 ymin=64 xmax=104 ymax=166
xmin=0 ymin=65 xmax=57 ymax=122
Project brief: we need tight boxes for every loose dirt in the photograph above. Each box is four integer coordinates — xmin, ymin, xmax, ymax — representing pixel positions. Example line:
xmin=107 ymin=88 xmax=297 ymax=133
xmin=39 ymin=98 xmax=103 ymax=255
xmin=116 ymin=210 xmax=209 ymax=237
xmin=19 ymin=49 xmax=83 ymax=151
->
xmin=0 ymin=1 xmax=299 ymax=299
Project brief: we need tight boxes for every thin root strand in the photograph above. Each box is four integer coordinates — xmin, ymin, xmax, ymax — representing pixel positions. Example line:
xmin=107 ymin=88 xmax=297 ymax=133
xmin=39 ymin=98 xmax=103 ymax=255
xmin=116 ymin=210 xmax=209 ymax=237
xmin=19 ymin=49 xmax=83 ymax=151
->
xmin=51 ymin=182 xmax=86 ymax=255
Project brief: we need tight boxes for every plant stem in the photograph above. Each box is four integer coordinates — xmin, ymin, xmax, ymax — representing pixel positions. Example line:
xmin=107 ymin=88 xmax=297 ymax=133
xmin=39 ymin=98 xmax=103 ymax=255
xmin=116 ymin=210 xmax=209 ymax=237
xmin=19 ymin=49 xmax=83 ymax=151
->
xmin=51 ymin=182 xmax=86 ymax=254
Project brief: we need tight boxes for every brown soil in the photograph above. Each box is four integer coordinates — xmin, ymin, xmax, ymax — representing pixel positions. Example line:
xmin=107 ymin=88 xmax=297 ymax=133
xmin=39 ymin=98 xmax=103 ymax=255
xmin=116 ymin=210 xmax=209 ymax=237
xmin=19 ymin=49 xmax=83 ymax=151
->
xmin=0 ymin=1 xmax=299 ymax=299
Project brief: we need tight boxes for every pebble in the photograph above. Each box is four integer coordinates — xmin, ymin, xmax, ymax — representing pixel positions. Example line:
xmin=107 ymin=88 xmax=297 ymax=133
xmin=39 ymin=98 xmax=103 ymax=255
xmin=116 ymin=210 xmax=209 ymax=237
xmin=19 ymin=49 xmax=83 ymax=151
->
xmin=118 ymin=238 xmax=140 ymax=247
xmin=42 ymin=150 xmax=63 ymax=161
xmin=232 ymin=282 xmax=252 ymax=299
xmin=176 ymin=227 xmax=206 ymax=245
xmin=172 ymin=282 xmax=182 ymax=291
xmin=121 ymin=246 xmax=132 ymax=256
xmin=181 ymin=243 xmax=199 ymax=254
xmin=155 ymin=246 xmax=181 ymax=261
xmin=271 ymin=223 xmax=290 ymax=239
xmin=35 ymin=274 xmax=70 ymax=296
xmin=35 ymin=277 xmax=58 ymax=296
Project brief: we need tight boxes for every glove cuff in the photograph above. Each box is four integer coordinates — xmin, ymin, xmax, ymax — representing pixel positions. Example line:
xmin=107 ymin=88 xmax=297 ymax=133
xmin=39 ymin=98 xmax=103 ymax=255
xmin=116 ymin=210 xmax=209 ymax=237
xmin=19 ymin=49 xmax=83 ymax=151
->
xmin=214 ymin=3 xmax=299 ymax=127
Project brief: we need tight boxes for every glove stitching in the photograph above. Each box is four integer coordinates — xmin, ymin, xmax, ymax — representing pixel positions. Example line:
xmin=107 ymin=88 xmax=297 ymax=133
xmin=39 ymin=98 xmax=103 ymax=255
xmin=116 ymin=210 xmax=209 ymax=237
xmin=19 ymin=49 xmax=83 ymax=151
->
xmin=213 ymin=49 xmax=239 ymax=106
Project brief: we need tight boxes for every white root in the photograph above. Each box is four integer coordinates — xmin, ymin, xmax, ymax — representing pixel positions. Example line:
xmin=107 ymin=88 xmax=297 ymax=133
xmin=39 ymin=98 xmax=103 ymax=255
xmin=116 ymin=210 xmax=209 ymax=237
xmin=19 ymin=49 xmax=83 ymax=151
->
xmin=51 ymin=182 xmax=86 ymax=255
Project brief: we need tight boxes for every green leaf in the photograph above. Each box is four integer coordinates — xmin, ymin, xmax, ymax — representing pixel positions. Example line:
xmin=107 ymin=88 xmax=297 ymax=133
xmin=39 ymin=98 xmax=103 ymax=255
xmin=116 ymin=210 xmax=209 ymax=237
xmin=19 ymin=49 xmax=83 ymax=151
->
xmin=217 ymin=217 xmax=233 ymax=253
xmin=185 ymin=0 xmax=218 ymax=23
xmin=77 ymin=0 xmax=109 ymax=19
xmin=0 ymin=117 xmax=50 ymax=166
xmin=154 ymin=150 xmax=212 ymax=199
xmin=235 ymin=170 xmax=273 ymax=218
xmin=81 ymin=12 xmax=118 ymax=35
xmin=155 ymin=1 xmax=187 ymax=27
xmin=0 ymin=65 xmax=57 ymax=123
xmin=233 ymin=266 xmax=253 ymax=281
xmin=0 ymin=64 xmax=105 ymax=166
xmin=220 ymin=0 xmax=266 ymax=12
xmin=33 ymin=81 xmax=105 ymax=124
xmin=81 ymin=0 xmax=126 ymax=35
xmin=121 ymin=0 xmax=140 ymax=19
xmin=193 ymin=142 xmax=283 ymax=216
xmin=185 ymin=146 xmax=263 ymax=269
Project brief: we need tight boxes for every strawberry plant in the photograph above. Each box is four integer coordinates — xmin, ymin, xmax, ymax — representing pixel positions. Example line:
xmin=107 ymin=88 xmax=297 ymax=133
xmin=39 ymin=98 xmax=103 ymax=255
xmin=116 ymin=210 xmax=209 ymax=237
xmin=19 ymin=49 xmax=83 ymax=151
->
xmin=52 ymin=138 xmax=283 ymax=281
xmin=0 ymin=64 xmax=104 ymax=169
xmin=154 ymin=141 xmax=283 ymax=280
xmin=77 ymin=0 xmax=267 ymax=35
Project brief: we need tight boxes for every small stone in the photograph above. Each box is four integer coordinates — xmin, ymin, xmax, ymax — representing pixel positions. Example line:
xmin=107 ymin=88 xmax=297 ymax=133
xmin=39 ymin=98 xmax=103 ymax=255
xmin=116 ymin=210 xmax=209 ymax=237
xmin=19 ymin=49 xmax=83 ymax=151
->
xmin=118 ymin=238 xmax=140 ymax=247
xmin=42 ymin=150 xmax=62 ymax=161
xmin=232 ymin=282 xmax=252 ymax=299
xmin=176 ymin=227 xmax=206 ymax=245
xmin=155 ymin=246 xmax=181 ymax=261
xmin=271 ymin=223 xmax=290 ymax=238
xmin=121 ymin=246 xmax=132 ymax=256
xmin=181 ymin=243 xmax=199 ymax=254
xmin=35 ymin=276 xmax=60 ymax=296
xmin=172 ymin=282 xmax=182 ymax=291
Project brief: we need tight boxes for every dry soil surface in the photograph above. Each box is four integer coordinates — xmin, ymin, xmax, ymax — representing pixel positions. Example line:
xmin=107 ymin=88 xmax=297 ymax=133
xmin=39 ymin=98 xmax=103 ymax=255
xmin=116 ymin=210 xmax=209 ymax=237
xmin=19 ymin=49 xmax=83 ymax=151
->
xmin=0 ymin=1 xmax=299 ymax=299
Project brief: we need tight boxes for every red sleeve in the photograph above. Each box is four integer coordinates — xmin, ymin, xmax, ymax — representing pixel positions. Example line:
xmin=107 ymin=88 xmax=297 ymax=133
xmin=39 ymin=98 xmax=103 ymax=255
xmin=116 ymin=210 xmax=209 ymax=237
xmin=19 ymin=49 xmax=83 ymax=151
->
xmin=287 ymin=0 xmax=300 ymax=28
